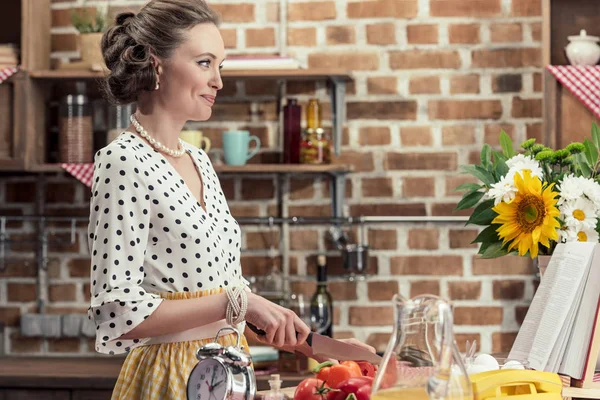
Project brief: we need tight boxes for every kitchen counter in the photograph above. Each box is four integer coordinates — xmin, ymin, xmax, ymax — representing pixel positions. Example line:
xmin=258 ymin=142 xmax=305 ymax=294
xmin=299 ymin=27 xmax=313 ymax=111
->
xmin=0 ymin=357 xmax=307 ymax=399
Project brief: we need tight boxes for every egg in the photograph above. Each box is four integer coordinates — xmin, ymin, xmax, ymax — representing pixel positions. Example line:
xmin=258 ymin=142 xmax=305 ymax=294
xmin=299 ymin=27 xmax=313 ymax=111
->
xmin=467 ymin=364 xmax=491 ymax=376
xmin=501 ymin=360 xmax=525 ymax=370
xmin=473 ymin=354 xmax=500 ymax=370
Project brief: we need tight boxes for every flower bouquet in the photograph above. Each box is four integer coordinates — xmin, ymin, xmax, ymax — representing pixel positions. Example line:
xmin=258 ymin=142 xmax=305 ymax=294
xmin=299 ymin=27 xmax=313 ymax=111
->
xmin=456 ymin=123 xmax=600 ymax=259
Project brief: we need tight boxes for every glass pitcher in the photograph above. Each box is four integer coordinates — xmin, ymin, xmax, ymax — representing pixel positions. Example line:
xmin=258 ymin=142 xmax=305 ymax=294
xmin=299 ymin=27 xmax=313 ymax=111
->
xmin=371 ymin=294 xmax=472 ymax=400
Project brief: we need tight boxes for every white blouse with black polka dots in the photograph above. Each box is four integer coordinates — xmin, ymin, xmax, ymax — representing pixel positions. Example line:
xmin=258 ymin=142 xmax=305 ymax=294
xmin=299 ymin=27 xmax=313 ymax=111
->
xmin=87 ymin=132 xmax=246 ymax=355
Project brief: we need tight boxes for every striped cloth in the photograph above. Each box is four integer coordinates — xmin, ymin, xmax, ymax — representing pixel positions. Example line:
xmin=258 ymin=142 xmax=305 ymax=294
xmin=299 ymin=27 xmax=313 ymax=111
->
xmin=61 ymin=163 xmax=94 ymax=188
xmin=547 ymin=66 xmax=600 ymax=119
xmin=0 ymin=67 xmax=18 ymax=84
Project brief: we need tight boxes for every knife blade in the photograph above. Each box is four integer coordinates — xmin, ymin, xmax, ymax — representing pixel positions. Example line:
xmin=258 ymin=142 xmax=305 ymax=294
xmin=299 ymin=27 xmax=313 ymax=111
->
xmin=246 ymin=323 xmax=381 ymax=364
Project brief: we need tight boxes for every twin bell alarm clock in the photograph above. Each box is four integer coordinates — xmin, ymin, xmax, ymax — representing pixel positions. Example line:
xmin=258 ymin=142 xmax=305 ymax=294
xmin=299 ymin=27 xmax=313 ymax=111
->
xmin=187 ymin=327 xmax=256 ymax=400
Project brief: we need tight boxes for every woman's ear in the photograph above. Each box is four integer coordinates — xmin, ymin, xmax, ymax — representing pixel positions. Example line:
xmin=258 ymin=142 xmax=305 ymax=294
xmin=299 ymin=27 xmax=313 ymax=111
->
xmin=151 ymin=55 xmax=163 ymax=76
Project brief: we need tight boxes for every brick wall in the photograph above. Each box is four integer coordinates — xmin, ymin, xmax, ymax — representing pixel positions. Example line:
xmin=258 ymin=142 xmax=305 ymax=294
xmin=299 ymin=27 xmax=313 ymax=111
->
xmin=0 ymin=0 xmax=543 ymax=356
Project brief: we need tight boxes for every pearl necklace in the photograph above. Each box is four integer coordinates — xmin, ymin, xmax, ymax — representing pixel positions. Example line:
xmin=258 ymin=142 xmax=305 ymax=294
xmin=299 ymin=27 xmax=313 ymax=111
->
xmin=130 ymin=114 xmax=186 ymax=158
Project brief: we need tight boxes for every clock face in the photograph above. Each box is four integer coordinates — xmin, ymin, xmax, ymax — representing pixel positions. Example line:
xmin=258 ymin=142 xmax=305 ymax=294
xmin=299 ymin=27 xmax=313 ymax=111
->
xmin=187 ymin=358 xmax=228 ymax=400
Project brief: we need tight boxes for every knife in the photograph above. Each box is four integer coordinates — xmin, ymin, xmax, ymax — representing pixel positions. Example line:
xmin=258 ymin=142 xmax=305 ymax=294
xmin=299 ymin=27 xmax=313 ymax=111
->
xmin=246 ymin=323 xmax=382 ymax=364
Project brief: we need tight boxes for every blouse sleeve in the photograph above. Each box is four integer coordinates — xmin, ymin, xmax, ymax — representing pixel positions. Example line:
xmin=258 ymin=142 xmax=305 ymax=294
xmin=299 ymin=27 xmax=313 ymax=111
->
xmin=87 ymin=146 xmax=163 ymax=355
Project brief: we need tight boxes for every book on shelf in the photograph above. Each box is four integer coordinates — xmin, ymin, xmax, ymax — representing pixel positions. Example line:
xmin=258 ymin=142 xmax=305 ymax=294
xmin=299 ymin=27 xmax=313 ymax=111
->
xmin=221 ymin=55 xmax=302 ymax=70
xmin=509 ymin=242 xmax=600 ymax=387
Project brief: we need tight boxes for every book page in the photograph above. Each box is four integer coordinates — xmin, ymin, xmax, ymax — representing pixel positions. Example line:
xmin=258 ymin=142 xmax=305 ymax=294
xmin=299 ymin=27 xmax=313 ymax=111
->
xmin=509 ymin=242 xmax=596 ymax=370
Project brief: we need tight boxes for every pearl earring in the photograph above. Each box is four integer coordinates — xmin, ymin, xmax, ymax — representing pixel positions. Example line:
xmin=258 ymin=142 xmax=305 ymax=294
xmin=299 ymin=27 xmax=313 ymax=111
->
xmin=155 ymin=81 xmax=160 ymax=90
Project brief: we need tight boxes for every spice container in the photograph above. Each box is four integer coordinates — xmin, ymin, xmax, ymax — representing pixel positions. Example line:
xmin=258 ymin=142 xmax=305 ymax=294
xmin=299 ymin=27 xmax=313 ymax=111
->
xmin=306 ymin=98 xmax=322 ymax=129
xmin=299 ymin=127 xmax=331 ymax=164
xmin=59 ymin=92 xmax=93 ymax=163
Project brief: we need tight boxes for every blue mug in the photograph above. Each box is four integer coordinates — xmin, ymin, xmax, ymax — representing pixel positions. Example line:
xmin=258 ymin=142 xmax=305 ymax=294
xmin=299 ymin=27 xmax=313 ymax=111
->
xmin=222 ymin=130 xmax=261 ymax=166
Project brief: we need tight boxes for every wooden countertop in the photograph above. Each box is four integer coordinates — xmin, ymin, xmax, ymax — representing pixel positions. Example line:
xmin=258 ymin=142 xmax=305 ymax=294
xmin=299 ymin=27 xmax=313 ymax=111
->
xmin=0 ymin=357 xmax=307 ymax=390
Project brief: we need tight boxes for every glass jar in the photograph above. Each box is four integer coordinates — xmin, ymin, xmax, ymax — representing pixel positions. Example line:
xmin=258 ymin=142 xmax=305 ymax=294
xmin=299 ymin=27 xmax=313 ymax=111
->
xmin=300 ymin=127 xmax=331 ymax=164
xmin=107 ymin=103 xmax=136 ymax=144
xmin=58 ymin=93 xmax=93 ymax=163
xmin=306 ymin=98 xmax=322 ymax=129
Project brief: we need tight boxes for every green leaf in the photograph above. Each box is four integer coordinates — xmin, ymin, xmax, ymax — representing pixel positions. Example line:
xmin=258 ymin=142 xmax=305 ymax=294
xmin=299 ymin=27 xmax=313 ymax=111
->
xmin=472 ymin=224 xmax=501 ymax=244
xmin=593 ymin=122 xmax=600 ymax=149
xmin=468 ymin=200 xmax=497 ymax=226
xmin=460 ymin=165 xmax=495 ymax=187
xmin=575 ymin=153 xmax=592 ymax=177
xmin=454 ymin=183 xmax=482 ymax=193
xmin=479 ymin=241 xmax=510 ymax=259
xmin=455 ymin=190 xmax=484 ymax=211
xmin=500 ymin=130 xmax=515 ymax=158
xmin=492 ymin=150 xmax=508 ymax=164
xmin=480 ymin=144 xmax=492 ymax=169
xmin=584 ymin=138 xmax=598 ymax=167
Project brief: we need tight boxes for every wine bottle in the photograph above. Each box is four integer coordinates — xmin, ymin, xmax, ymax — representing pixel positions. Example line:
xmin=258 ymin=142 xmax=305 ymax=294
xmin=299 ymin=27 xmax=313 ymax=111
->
xmin=310 ymin=254 xmax=333 ymax=337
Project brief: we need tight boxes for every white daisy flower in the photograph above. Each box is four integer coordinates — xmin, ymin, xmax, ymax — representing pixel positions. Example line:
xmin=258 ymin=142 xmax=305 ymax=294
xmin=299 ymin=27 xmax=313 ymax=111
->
xmin=558 ymin=175 xmax=600 ymax=208
xmin=506 ymin=154 xmax=544 ymax=180
xmin=486 ymin=175 xmax=517 ymax=205
xmin=560 ymin=197 xmax=598 ymax=231
xmin=560 ymin=225 xmax=599 ymax=243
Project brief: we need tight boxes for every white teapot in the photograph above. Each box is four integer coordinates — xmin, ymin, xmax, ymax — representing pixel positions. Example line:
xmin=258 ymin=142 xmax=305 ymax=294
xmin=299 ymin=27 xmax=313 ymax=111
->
xmin=565 ymin=29 xmax=600 ymax=66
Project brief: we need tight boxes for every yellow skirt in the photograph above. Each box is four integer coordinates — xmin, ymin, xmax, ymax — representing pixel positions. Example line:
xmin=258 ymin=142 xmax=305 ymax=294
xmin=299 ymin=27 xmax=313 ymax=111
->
xmin=111 ymin=289 xmax=249 ymax=400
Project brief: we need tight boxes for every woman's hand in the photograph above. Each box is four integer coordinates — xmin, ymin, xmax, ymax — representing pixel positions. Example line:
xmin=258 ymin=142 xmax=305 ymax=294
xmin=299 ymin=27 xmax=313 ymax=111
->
xmin=245 ymin=292 xmax=311 ymax=348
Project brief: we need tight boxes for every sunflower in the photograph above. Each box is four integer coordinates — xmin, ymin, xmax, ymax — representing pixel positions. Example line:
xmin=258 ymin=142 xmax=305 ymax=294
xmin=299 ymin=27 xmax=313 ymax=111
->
xmin=492 ymin=170 xmax=560 ymax=258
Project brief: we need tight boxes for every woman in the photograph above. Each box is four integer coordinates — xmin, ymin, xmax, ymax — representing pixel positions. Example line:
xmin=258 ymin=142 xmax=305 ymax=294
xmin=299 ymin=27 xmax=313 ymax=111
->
xmin=89 ymin=1 xmax=374 ymax=398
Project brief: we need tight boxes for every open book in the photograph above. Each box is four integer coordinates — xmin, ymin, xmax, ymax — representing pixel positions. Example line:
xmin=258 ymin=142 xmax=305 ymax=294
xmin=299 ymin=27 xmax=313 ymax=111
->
xmin=509 ymin=242 xmax=600 ymax=383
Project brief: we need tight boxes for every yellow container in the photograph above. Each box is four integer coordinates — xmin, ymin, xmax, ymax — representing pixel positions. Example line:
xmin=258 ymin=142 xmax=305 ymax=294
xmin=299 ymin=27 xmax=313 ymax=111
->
xmin=470 ymin=370 xmax=563 ymax=400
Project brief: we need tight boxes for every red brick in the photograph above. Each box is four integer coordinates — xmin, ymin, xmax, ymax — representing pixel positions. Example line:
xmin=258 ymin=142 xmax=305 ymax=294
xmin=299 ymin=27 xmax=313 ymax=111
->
xmin=83 ymin=283 xmax=91 ymax=303
xmin=492 ymin=332 xmax=518 ymax=353
xmin=368 ymin=229 xmax=398 ymax=250
xmin=484 ymin=123 xmax=515 ymax=145
xmin=326 ymin=26 xmax=356 ymax=45
xmin=288 ymin=27 xmax=317 ymax=47
xmin=246 ymin=28 xmax=275 ymax=47
xmin=472 ymin=256 xmax=533 ymax=275
xmin=455 ymin=307 xmax=503 ymax=325
xmin=52 ymin=7 xmax=97 ymax=27
xmin=366 ymin=23 xmax=396 ymax=45
xmin=531 ymin=23 xmax=542 ymax=42
xmin=51 ymin=33 xmax=77 ymax=52
xmin=403 ymin=177 xmax=436 ymax=197
xmin=241 ymin=179 xmax=275 ymax=200
xmin=491 ymin=23 xmax=523 ymax=43
xmin=512 ymin=97 xmax=542 ymax=118
xmin=329 ymin=281 xmax=358 ymax=301
xmin=220 ymin=28 xmax=237 ymax=49
xmin=0 ymin=307 xmax=21 ymax=327
xmin=336 ymin=151 xmax=374 ymax=172
xmin=7 ymin=283 xmax=36 ymax=302
xmin=431 ymin=202 xmax=472 ymax=216
xmin=408 ymin=228 xmax=439 ymax=250
xmin=241 ymin=255 xmax=282 ymax=276
xmin=350 ymin=203 xmax=426 ymax=217
xmin=290 ymin=179 xmax=315 ymax=200
xmin=407 ymin=24 xmax=438 ymax=44
xmin=367 ymin=77 xmax=398 ymax=95
xmin=290 ymin=229 xmax=320 ymax=251
xmin=306 ymin=254 xmax=378 ymax=276
xmin=527 ymin=123 xmax=543 ymax=142
xmin=472 ymin=48 xmax=541 ymax=68
xmin=229 ymin=204 xmax=261 ymax=218
xmin=445 ymin=175 xmax=478 ymax=196
xmin=362 ymin=177 xmax=393 ymax=197
xmin=390 ymin=50 xmax=461 ymax=69
xmin=409 ymin=76 xmax=441 ymax=94
xmin=348 ymin=101 xmax=417 ymax=120
xmin=309 ymin=52 xmax=379 ymax=70
xmin=442 ymin=125 xmax=476 ymax=146
xmin=347 ymin=0 xmax=418 ymax=18
xmin=450 ymin=74 xmax=480 ymax=94
xmin=386 ymin=152 xmax=457 ymax=171
xmin=493 ymin=74 xmax=523 ymax=93
xmin=512 ymin=0 xmax=541 ymax=16
xmin=390 ymin=256 xmax=463 ymax=275
xmin=10 ymin=333 xmax=43 ymax=354
xmin=288 ymin=205 xmax=332 ymax=218
xmin=289 ymin=1 xmax=336 ymax=20
xmin=48 ymin=338 xmax=80 ymax=353
xmin=455 ymin=333 xmax=482 ymax=353
xmin=245 ymin=230 xmax=278 ymax=250
xmin=410 ymin=280 xmax=440 ymax=297
xmin=367 ymin=281 xmax=399 ymax=301
xmin=429 ymin=100 xmax=503 ymax=120
xmin=68 ymin=258 xmax=90 ymax=278
xmin=430 ymin=0 xmax=501 ymax=16
xmin=349 ymin=306 xmax=393 ymax=326
xmin=401 ymin=126 xmax=433 ymax=147
xmin=493 ymin=280 xmax=525 ymax=300
xmin=448 ymin=281 xmax=482 ymax=300
xmin=449 ymin=229 xmax=479 ymax=249
xmin=449 ymin=24 xmax=480 ymax=44
xmin=516 ymin=305 xmax=529 ymax=324
xmin=212 ymin=3 xmax=255 ymax=22
xmin=533 ymin=72 xmax=543 ymax=92
xmin=359 ymin=126 xmax=391 ymax=145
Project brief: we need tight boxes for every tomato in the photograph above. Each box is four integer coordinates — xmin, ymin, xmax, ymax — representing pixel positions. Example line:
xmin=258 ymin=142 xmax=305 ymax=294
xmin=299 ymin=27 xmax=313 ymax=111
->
xmin=356 ymin=362 xmax=376 ymax=377
xmin=294 ymin=378 xmax=330 ymax=400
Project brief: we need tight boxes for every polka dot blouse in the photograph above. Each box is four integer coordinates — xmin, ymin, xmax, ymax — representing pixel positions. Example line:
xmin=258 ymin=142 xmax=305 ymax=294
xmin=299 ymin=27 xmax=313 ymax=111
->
xmin=87 ymin=132 xmax=247 ymax=355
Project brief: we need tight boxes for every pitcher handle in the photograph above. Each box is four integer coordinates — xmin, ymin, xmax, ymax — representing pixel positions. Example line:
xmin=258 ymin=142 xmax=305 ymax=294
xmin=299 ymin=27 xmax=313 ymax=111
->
xmin=246 ymin=136 xmax=261 ymax=160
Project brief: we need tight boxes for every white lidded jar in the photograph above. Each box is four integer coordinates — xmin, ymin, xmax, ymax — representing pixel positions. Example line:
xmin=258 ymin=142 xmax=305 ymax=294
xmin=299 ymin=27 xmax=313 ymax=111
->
xmin=565 ymin=29 xmax=600 ymax=66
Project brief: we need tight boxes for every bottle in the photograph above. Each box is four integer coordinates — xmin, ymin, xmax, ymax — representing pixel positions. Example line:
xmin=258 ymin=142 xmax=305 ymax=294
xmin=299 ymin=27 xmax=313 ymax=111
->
xmin=283 ymin=98 xmax=301 ymax=164
xmin=264 ymin=374 xmax=288 ymax=400
xmin=310 ymin=254 xmax=333 ymax=337
xmin=306 ymin=98 xmax=322 ymax=129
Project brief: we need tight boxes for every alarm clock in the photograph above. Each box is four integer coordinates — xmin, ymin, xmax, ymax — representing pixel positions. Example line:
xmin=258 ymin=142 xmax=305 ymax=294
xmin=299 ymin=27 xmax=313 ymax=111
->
xmin=187 ymin=327 xmax=256 ymax=400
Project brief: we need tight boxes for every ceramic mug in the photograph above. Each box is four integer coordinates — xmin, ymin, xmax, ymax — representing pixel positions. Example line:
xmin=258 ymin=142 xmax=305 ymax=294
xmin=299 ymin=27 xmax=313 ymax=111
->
xmin=222 ymin=130 xmax=261 ymax=166
xmin=180 ymin=130 xmax=211 ymax=152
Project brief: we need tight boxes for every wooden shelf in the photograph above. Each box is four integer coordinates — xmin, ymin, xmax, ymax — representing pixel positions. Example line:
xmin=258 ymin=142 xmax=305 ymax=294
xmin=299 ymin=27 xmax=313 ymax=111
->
xmin=29 ymin=163 xmax=353 ymax=174
xmin=29 ymin=68 xmax=352 ymax=81
xmin=562 ymin=386 xmax=600 ymax=399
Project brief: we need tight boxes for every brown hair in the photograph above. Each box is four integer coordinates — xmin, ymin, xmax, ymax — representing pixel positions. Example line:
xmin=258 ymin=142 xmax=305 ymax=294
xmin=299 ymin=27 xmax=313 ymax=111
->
xmin=101 ymin=0 xmax=220 ymax=104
